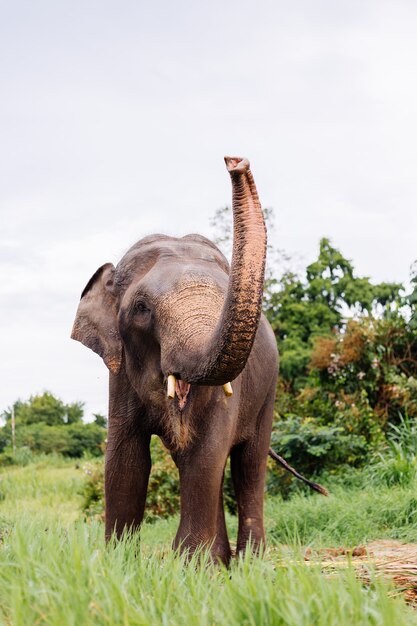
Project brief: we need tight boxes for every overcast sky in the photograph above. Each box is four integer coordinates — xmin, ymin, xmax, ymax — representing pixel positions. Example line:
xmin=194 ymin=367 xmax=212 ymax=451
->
xmin=1 ymin=0 xmax=416 ymax=419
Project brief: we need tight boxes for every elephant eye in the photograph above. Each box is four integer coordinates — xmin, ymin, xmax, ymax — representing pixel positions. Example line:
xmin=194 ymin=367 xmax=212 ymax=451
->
xmin=133 ymin=300 xmax=150 ymax=315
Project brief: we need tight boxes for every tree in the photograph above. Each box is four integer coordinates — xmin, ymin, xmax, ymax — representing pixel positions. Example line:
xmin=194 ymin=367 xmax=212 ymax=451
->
xmin=0 ymin=392 xmax=106 ymax=457
xmin=65 ymin=402 xmax=84 ymax=424
xmin=93 ymin=413 xmax=108 ymax=428
xmin=305 ymin=238 xmax=403 ymax=315
xmin=264 ymin=238 xmax=403 ymax=387
xmin=64 ymin=423 xmax=106 ymax=457
xmin=1 ymin=392 xmax=85 ymax=427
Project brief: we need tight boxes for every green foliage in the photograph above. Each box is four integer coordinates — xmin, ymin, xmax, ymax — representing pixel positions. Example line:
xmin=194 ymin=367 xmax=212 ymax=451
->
xmin=211 ymin=207 xmax=416 ymax=481
xmin=63 ymin=423 xmax=106 ymax=458
xmin=15 ymin=423 xmax=72 ymax=455
xmin=271 ymin=319 xmax=417 ymax=487
xmin=265 ymin=239 xmax=403 ymax=388
xmin=0 ymin=446 xmax=36 ymax=467
xmin=0 ymin=392 xmax=106 ymax=459
xmin=369 ymin=415 xmax=417 ymax=487
xmin=0 ymin=460 xmax=84 ymax=529
xmin=266 ymin=425 xmax=417 ymax=546
xmin=81 ymin=460 xmax=105 ymax=519
xmin=309 ymin=317 xmax=417 ymax=424
xmin=266 ymin=479 xmax=417 ymax=548
xmin=65 ymin=401 xmax=84 ymax=424
xmin=147 ymin=436 xmax=180 ymax=519
xmin=270 ymin=416 xmax=368 ymax=479
xmin=1 ymin=391 xmax=84 ymax=427
xmin=305 ymin=239 xmax=402 ymax=314
xmin=93 ymin=412 xmax=107 ymax=428
xmin=0 ymin=422 xmax=106 ymax=460
xmin=223 ymin=460 xmax=237 ymax=515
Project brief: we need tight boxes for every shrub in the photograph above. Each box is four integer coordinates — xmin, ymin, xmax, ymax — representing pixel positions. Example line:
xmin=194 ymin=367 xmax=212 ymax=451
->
xmin=64 ymin=423 xmax=106 ymax=458
xmin=1 ymin=423 xmax=106 ymax=459
xmin=81 ymin=460 xmax=105 ymax=520
xmin=146 ymin=437 xmax=180 ymax=520
xmin=0 ymin=446 xmax=35 ymax=467
xmin=270 ymin=415 xmax=368 ymax=479
xmin=369 ymin=415 xmax=417 ymax=487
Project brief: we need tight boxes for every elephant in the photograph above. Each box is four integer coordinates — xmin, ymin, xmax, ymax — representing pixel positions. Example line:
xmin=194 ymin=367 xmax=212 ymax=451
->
xmin=71 ymin=156 xmax=324 ymax=564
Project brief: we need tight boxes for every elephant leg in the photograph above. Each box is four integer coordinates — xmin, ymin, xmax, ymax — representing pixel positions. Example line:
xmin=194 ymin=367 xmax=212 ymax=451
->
xmin=212 ymin=475 xmax=232 ymax=563
xmin=173 ymin=453 xmax=231 ymax=564
xmin=231 ymin=390 xmax=275 ymax=554
xmin=105 ymin=373 xmax=151 ymax=539
xmin=105 ymin=428 xmax=151 ymax=539
xmin=231 ymin=442 xmax=267 ymax=553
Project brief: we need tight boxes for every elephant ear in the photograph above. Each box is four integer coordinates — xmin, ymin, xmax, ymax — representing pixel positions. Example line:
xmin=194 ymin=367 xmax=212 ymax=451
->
xmin=71 ymin=263 xmax=122 ymax=374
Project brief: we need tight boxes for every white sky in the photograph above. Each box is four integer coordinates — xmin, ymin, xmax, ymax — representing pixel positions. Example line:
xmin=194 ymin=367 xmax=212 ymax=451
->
xmin=1 ymin=0 xmax=416 ymax=419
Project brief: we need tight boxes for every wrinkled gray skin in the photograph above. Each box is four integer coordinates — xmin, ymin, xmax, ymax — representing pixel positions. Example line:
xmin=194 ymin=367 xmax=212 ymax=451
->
xmin=72 ymin=157 xmax=278 ymax=564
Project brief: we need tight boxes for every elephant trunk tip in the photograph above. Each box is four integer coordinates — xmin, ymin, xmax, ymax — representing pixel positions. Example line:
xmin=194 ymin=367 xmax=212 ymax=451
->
xmin=224 ymin=156 xmax=250 ymax=174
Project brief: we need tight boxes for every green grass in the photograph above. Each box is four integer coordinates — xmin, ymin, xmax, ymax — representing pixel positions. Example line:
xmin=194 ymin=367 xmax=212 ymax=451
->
xmin=1 ymin=518 xmax=415 ymax=626
xmin=0 ymin=458 xmax=84 ymax=528
xmin=0 ymin=460 xmax=417 ymax=625
xmin=266 ymin=482 xmax=417 ymax=547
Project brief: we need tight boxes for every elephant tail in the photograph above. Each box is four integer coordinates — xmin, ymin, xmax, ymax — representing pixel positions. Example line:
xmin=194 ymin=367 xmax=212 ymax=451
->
xmin=268 ymin=448 xmax=329 ymax=496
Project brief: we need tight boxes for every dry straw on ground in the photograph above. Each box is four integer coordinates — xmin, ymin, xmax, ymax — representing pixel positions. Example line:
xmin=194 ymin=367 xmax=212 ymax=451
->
xmin=302 ymin=540 xmax=417 ymax=607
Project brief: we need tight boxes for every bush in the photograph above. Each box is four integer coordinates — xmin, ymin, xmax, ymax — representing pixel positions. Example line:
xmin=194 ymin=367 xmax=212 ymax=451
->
xmin=1 ymin=423 xmax=106 ymax=459
xmin=269 ymin=415 xmax=368 ymax=494
xmin=0 ymin=446 xmax=35 ymax=467
xmin=309 ymin=317 xmax=417 ymax=427
xmin=146 ymin=438 xmax=179 ymax=520
xmin=369 ymin=415 xmax=417 ymax=487
xmin=270 ymin=313 xmax=417 ymax=481
xmin=81 ymin=460 xmax=105 ymax=520
xmin=64 ymin=423 xmax=106 ymax=458
xmin=0 ymin=392 xmax=84 ymax=430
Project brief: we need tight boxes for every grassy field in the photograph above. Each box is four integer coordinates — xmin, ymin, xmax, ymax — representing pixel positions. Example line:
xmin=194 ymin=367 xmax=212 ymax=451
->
xmin=1 ymin=460 xmax=417 ymax=625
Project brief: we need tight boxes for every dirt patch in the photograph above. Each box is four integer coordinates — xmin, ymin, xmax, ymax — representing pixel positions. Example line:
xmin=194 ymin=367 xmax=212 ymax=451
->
xmin=303 ymin=540 xmax=417 ymax=606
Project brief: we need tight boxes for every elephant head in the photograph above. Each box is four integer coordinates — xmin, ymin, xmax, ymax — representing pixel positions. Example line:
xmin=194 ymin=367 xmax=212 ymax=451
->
xmin=71 ymin=157 xmax=267 ymax=420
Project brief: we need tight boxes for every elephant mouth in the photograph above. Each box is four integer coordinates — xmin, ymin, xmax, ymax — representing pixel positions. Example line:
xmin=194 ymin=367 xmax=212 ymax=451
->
xmin=175 ymin=379 xmax=191 ymax=411
xmin=167 ymin=375 xmax=191 ymax=411
xmin=166 ymin=374 xmax=233 ymax=411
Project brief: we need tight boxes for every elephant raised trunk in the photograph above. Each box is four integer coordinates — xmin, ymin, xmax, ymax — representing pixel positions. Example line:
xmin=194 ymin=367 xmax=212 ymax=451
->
xmin=180 ymin=157 xmax=267 ymax=385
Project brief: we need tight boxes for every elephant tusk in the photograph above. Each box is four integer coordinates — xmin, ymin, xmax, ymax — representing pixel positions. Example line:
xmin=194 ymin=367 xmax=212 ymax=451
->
xmin=223 ymin=382 xmax=233 ymax=397
xmin=167 ymin=375 xmax=176 ymax=399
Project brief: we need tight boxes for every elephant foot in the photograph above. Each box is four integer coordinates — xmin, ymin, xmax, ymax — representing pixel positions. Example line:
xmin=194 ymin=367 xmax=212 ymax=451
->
xmin=236 ymin=539 xmax=265 ymax=557
xmin=173 ymin=535 xmax=232 ymax=566
xmin=236 ymin=516 xmax=265 ymax=556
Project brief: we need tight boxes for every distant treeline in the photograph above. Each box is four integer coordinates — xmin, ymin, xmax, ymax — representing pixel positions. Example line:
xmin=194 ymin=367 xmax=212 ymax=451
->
xmin=0 ymin=392 xmax=106 ymax=462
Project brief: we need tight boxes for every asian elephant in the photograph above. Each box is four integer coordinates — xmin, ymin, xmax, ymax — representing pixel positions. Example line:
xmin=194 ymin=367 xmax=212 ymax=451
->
xmin=71 ymin=156 xmax=321 ymax=564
